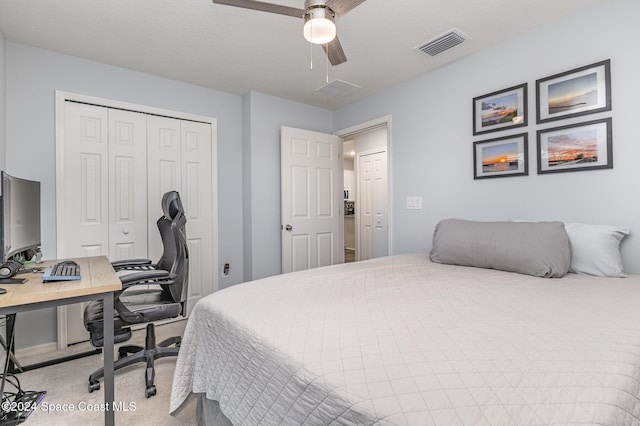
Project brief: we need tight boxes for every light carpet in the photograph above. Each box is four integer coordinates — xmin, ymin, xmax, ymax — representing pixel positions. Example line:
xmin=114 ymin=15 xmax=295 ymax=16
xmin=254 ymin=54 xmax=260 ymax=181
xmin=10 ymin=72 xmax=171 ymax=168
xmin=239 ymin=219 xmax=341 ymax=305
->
xmin=7 ymin=320 xmax=197 ymax=425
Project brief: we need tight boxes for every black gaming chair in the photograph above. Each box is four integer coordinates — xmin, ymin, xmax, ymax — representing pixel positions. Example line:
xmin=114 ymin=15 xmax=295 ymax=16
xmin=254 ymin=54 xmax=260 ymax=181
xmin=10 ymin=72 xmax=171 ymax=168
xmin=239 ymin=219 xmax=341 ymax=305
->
xmin=84 ymin=191 xmax=189 ymax=398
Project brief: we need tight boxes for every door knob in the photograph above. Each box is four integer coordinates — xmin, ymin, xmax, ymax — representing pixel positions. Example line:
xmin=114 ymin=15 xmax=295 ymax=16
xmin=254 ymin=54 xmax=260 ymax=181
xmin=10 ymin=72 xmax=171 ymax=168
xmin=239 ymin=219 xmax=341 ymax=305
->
xmin=285 ymin=224 xmax=293 ymax=231
xmin=123 ymin=229 xmax=130 ymax=235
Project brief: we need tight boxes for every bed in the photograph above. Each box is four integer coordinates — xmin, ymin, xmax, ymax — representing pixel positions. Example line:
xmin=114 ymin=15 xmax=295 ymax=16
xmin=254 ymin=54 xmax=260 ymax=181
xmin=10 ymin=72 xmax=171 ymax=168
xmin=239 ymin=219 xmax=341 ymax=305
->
xmin=170 ymin=220 xmax=640 ymax=425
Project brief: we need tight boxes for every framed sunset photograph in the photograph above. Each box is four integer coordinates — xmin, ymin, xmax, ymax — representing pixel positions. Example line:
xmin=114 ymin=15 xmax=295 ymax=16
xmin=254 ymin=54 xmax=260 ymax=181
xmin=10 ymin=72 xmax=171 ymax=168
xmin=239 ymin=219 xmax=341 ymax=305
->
xmin=473 ymin=83 xmax=527 ymax=135
xmin=537 ymin=118 xmax=612 ymax=174
xmin=536 ymin=59 xmax=611 ymax=123
xmin=473 ymin=133 xmax=528 ymax=179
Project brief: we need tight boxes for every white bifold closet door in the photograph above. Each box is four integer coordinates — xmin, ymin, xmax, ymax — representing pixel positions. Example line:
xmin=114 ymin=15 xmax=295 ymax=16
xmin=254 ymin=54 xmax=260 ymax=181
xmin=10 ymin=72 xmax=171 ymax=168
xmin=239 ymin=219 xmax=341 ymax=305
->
xmin=58 ymin=101 xmax=213 ymax=346
xmin=147 ymin=116 xmax=213 ymax=317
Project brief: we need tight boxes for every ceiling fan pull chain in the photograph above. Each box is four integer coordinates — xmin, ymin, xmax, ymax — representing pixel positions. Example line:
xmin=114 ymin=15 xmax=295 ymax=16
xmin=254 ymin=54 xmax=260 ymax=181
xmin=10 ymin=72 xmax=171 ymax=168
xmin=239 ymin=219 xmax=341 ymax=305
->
xmin=325 ymin=45 xmax=329 ymax=83
xmin=310 ymin=40 xmax=314 ymax=71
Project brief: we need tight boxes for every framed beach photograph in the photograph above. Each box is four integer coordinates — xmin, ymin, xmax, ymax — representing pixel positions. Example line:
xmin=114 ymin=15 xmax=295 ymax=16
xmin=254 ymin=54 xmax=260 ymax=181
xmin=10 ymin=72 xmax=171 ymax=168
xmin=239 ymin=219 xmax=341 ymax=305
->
xmin=473 ymin=83 xmax=527 ymax=135
xmin=536 ymin=59 xmax=611 ymax=123
xmin=537 ymin=118 xmax=612 ymax=174
xmin=473 ymin=133 xmax=528 ymax=179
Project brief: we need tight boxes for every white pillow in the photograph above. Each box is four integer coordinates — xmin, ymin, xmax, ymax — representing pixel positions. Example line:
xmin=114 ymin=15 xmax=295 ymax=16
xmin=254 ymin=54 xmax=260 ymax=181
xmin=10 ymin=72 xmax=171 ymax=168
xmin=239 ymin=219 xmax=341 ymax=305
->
xmin=564 ymin=222 xmax=630 ymax=277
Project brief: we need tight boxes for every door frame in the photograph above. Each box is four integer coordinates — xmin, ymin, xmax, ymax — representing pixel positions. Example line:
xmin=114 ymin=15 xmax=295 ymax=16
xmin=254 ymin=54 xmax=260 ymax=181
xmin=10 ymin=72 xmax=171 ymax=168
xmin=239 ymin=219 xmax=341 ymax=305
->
xmin=54 ymin=90 xmax=219 ymax=349
xmin=335 ymin=115 xmax=392 ymax=260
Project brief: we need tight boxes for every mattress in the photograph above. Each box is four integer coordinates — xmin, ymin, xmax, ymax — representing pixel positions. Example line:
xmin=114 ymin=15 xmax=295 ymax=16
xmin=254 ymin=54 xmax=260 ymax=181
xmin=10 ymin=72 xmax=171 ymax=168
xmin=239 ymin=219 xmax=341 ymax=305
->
xmin=170 ymin=254 xmax=640 ymax=425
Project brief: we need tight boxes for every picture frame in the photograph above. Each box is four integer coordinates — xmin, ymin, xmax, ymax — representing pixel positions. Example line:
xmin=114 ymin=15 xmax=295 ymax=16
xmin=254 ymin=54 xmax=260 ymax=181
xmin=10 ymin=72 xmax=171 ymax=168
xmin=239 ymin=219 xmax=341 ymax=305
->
xmin=473 ymin=133 xmax=528 ymax=179
xmin=472 ymin=83 xmax=527 ymax=135
xmin=536 ymin=59 xmax=611 ymax=124
xmin=537 ymin=118 xmax=612 ymax=174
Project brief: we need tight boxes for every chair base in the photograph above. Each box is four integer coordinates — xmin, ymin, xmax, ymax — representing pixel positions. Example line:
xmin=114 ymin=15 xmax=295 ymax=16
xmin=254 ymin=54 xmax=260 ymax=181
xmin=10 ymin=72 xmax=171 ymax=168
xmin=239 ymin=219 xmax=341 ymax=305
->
xmin=87 ymin=323 xmax=180 ymax=398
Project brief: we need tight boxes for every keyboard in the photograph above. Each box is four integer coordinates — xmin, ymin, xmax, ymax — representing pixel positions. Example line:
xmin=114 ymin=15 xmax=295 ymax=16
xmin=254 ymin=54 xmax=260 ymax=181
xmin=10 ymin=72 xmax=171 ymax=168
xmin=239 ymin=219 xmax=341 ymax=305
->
xmin=42 ymin=261 xmax=81 ymax=282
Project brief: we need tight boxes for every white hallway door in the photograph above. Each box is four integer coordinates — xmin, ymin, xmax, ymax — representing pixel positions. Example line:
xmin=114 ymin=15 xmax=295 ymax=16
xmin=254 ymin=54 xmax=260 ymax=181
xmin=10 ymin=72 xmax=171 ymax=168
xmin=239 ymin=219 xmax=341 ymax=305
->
xmin=358 ymin=150 xmax=388 ymax=261
xmin=57 ymin=98 xmax=215 ymax=346
xmin=281 ymin=126 xmax=342 ymax=273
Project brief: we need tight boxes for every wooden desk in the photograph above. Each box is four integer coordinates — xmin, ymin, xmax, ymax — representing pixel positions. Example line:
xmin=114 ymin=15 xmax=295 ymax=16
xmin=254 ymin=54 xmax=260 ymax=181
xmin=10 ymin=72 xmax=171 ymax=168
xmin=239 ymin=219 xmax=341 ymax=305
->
xmin=0 ymin=256 xmax=121 ymax=426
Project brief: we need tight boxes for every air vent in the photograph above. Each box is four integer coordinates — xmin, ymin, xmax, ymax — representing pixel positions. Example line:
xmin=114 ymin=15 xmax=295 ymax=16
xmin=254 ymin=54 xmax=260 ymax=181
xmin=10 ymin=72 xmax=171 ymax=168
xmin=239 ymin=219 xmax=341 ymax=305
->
xmin=316 ymin=79 xmax=361 ymax=98
xmin=415 ymin=29 xmax=468 ymax=56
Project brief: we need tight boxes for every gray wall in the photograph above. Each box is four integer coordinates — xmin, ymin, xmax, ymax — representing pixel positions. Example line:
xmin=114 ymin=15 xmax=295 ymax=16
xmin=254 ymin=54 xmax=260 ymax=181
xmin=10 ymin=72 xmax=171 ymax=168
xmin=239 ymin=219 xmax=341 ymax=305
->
xmin=5 ymin=42 xmax=245 ymax=348
xmin=333 ymin=0 xmax=640 ymax=273
xmin=243 ymin=91 xmax=332 ymax=280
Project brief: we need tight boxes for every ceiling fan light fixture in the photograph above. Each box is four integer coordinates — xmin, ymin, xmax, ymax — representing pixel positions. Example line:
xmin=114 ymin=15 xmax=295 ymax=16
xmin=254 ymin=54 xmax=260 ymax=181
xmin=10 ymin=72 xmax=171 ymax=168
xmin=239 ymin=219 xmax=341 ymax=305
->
xmin=303 ymin=5 xmax=336 ymax=44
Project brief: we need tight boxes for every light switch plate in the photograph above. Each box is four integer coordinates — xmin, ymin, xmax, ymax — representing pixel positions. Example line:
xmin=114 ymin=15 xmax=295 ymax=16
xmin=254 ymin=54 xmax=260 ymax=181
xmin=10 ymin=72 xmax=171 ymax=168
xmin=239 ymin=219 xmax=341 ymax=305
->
xmin=406 ymin=196 xmax=423 ymax=210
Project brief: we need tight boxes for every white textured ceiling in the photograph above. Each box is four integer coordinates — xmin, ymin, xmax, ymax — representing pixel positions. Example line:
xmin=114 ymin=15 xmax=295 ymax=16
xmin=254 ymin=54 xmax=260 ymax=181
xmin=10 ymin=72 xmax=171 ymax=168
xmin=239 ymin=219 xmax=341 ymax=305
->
xmin=0 ymin=0 xmax=601 ymax=109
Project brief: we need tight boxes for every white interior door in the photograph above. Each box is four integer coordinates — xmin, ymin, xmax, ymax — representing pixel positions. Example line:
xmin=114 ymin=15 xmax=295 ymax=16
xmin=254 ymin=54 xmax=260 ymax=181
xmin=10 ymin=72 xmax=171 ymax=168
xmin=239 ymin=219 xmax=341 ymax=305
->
xmin=58 ymin=102 xmax=110 ymax=345
xmin=60 ymin=104 xmax=149 ymax=345
xmin=108 ymin=109 xmax=148 ymax=261
xmin=358 ymin=150 xmax=388 ymax=261
xmin=180 ymin=120 xmax=214 ymax=315
xmin=147 ymin=116 xmax=214 ymax=315
xmin=58 ymin=102 xmax=109 ymax=259
xmin=281 ymin=126 xmax=342 ymax=273
xmin=146 ymin=115 xmax=181 ymax=262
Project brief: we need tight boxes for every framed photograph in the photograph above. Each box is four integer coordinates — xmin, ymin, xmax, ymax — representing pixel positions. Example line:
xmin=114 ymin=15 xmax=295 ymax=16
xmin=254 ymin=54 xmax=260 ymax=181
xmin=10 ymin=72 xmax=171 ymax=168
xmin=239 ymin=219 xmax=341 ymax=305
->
xmin=473 ymin=133 xmax=528 ymax=179
xmin=537 ymin=118 xmax=612 ymax=174
xmin=472 ymin=83 xmax=527 ymax=135
xmin=536 ymin=59 xmax=611 ymax=123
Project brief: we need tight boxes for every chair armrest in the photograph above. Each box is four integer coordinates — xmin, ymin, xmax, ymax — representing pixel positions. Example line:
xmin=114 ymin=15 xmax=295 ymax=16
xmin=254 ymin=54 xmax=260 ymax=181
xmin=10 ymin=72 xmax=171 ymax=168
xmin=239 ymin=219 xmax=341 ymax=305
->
xmin=119 ymin=270 xmax=173 ymax=286
xmin=111 ymin=259 xmax=153 ymax=271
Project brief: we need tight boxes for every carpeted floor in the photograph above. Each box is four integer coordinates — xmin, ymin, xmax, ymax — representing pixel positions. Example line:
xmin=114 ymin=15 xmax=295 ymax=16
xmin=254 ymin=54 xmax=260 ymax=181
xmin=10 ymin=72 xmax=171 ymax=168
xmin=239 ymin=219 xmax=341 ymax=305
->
xmin=5 ymin=320 xmax=197 ymax=425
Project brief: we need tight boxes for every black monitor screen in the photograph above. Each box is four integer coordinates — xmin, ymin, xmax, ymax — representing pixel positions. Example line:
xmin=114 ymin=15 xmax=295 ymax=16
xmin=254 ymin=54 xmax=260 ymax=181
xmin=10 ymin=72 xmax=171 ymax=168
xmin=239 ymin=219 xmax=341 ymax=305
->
xmin=1 ymin=171 xmax=41 ymax=262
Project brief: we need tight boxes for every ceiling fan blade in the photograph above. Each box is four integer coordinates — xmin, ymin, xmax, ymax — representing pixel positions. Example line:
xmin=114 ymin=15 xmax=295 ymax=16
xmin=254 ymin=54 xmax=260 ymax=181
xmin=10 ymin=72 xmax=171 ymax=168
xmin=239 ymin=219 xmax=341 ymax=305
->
xmin=212 ymin=0 xmax=304 ymax=18
xmin=325 ymin=0 xmax=367 ymax=16
xmin=322 ymin=36 xmax=347 ymax=66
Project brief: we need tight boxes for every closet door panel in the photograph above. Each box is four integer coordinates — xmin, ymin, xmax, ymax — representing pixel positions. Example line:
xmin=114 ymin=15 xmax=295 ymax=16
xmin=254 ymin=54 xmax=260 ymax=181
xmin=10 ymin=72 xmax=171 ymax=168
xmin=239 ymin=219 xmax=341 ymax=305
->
xmin=108 ymin=109 xmax=148 ymax=261
xmin=147 ymin=115 xmax=181 ymax=262
xmin=59 ymin=102 xmax=109 ymax=346
xmin=181 ymin=121 xmax=213 ymax=314
xmin=59 ymin=102 xmax=109 ymax=258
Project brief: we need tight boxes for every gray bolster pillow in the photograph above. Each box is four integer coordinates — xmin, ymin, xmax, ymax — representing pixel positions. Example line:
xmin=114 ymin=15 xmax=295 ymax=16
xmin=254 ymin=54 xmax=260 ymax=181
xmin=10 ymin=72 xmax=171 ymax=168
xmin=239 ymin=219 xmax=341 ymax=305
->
xmin=430 ymin=219 xmax=571 ymax=278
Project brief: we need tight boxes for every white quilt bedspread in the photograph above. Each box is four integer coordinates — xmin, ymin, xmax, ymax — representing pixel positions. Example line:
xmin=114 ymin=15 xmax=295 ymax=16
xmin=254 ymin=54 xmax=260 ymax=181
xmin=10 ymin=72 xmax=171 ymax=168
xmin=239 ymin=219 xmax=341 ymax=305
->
xmin=170 ymin=254 xmax=640 ymax=425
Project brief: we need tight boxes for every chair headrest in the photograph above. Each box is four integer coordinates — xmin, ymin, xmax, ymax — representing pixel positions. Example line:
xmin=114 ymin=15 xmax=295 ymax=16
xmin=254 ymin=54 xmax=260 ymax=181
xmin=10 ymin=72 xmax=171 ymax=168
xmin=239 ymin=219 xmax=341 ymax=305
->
xmin=162 ymin=191 xmax=184 ymax=220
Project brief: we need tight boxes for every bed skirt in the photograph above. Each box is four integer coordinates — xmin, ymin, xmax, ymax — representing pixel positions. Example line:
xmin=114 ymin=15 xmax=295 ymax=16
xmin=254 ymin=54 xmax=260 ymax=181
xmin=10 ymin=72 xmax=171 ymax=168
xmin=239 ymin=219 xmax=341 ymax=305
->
xmin=198 ymin=395 xmax=233 ymax=426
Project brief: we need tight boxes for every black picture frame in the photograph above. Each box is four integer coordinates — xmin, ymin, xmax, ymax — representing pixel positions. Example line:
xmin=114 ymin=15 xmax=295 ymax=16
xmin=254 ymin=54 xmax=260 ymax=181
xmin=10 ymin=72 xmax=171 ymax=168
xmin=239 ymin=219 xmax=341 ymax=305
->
xmin=537 ymin=118 xmax=612 ymax=174
xmin=472 ymin=83 xmax=528 ymax=135
xmin=473 ymin=133 xmax=528 ymax=179
xmin=536 ymin=59 xmax=611 ymax=124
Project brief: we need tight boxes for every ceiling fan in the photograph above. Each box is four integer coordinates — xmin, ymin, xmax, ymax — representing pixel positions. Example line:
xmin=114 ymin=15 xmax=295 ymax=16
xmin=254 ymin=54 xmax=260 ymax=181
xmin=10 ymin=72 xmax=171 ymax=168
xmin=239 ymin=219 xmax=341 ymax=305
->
xmin=211 ymin=0 xmax=367 ymax=65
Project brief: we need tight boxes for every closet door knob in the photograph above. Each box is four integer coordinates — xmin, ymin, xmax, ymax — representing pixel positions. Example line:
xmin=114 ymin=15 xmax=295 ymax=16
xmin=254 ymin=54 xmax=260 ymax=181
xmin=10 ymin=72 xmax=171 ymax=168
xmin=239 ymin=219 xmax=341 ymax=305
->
xmin=285 ymin=224 xmax=293 ymax=231
xmin=123 ymin=229 xmax=130 ymax=235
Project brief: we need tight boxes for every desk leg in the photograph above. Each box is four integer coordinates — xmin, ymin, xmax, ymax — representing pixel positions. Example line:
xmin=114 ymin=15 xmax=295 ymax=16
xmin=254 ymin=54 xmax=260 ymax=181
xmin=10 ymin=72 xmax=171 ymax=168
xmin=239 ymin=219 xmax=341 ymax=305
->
xmin=103 ymin=293 xmax=115 ymax=426
xmin=0 ymin=314 xmax=16 ymax=399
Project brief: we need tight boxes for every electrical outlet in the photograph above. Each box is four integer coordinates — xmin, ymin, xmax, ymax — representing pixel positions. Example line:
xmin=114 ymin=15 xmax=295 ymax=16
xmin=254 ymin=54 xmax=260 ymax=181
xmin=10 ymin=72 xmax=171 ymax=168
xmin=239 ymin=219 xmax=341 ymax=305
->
xmin=406 ymin=196 xmax=423 ymax=210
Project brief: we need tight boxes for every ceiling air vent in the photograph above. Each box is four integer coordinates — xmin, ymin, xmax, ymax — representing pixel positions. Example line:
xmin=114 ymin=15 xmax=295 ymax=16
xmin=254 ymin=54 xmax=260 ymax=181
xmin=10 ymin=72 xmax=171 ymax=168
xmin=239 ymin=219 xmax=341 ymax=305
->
xmin=415 ymin=28 xmax=468 ymax=56
xmin=316 ymin=79 xmax=361 ymax=98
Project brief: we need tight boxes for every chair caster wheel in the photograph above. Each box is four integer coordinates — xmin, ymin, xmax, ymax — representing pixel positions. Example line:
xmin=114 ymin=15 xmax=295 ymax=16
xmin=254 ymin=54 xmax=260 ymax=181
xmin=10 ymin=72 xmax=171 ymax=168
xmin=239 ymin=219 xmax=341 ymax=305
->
xmin=145 ymin=385 xmax=156 ymax=398
xmin=88 ymin=381 xmax=101 ymax=393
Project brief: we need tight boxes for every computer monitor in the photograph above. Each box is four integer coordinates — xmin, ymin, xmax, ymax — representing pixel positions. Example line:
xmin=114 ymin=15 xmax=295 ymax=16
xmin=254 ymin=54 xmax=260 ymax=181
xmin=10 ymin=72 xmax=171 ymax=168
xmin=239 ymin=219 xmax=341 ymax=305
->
xmin=0 ymin=171 xmax=42 ymax=263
